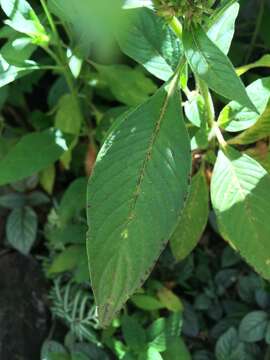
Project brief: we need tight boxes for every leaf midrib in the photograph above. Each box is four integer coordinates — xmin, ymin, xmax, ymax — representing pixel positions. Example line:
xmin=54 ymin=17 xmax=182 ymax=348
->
xmin=127 ymin=75 xmax=179 ymax=223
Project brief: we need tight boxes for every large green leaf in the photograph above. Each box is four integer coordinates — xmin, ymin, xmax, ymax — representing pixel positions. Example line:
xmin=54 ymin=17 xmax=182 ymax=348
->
xmin=211 ymin=146 xmax=270 ymax=280
xmin=6 ymin=206 xmax=37 ymax=254
xmin=87 ymin=77 xmax=191 ymax=326
xmin=207 ymin=2 xmax=239 ymax=55
xmin=183 ymin=25 xmax=256 ymax=111
xmin=0 ymin=129 xmax=68 ymax=185
xmin=0 ymin=0 xmax=48 ymax=45
xmin=117 ymin=7 xmax=182 ymax=81
xmin=170 ymin=166 xmax=209 ymax=261
xmin=218 ymin=77 xmax=270 ymax=132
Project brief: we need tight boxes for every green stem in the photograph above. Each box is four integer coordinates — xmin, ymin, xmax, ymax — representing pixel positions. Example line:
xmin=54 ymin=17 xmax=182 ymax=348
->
xmin=40 ymin=0 xmax=75 ymax=94
xmin=213 ymin=122 xmax=227 ymax=150
xmin=196 ymin=77 xmax=215 ymax=128
xmin=40 ymin=0 xmax=58 ymax=40
xmin=28 ymin=65 xmax=63 ymax=71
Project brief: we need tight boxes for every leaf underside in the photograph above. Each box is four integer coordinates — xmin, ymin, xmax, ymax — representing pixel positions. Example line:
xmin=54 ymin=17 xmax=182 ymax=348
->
xmin=87 ymin=78 xmax=191 ymax=326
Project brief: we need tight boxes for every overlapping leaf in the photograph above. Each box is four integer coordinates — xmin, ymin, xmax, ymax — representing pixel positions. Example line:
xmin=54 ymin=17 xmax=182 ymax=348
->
xmin=117 ymin=7 xmax=183 ymax=81
xmin=211 ymin=146 xmax=270 ymax=280
xmin=207 ymin=1 xmax=239 ymax=55
xmin=218 ymin=77 xmax=270 ymax=132
xmin=170 ymin=166 xmax=209 ymax=261
xmin=183 ymin=25 xmax=256 ymax=111
xmin=229 ymin=104 xmax=270 ymax=145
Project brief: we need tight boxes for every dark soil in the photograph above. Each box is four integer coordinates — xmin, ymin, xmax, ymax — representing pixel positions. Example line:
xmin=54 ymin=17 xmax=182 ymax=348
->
xmin=0 ymin=252 xmax=49 ymax=360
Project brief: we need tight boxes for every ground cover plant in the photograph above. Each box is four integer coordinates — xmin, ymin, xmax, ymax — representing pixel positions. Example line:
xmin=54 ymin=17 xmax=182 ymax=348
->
xmin=1 ymin=0 xmax=270 ymax=358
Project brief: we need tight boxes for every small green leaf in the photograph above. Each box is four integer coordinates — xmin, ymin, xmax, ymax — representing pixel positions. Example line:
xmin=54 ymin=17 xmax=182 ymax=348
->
xmin=211 ymin=147 xmax=270 ymax=279
xmin=144 ymin=347 xmax=163 ymax=360
xmin=131 ymin=294 xmax=164 ymax=311
xmin=47 ymin=224 xmax=87 ymax=247
xmin=0 ymin=0 xmax=49 ymax=45
xmin=58 ymin=177 xmax=87 ymax=226
xmin=163 ymin=337 xmax=191 ymax=360
xmin=183 ymin=25 xmax=256 ymax=111
xmin=87 ymin=77 xmax=191 ymax=326
xmin=0 ymin=192 xmax=26 ymax=209
xmin=237 ymin=54 xmax=270 ymax=76
xmin=26 ymin=191 xmax=50 ymax=206
xmin=39 ymin=165 xmax=55 ymax=195
xmin=41 ymin=340 xmax=70 ymax=360
xmin=55 ymin=94 xmax=83 ymax=135
xmin=67 ymin=48 xmax=82 ymax=79
xmin=0 ymin=53 xmax=36 ymax=88
xmin=96 ymin=64 xmax=157 ymax=106
xmin=117 ymin=7 xmax=182 ymax=81
xmin=170 ymin=167 xmax=209 ymax=261
xmin=229 ymin=104 xmax=270 ymax=145
xmin=121 ymin=315 xmax=147 ymax=352
xmin=218 ymin=77 xmax=270 ymax=132
xmin=207 ymin=2 xmax=239 ymax=55
xmin=1 ymin=36 xmax=36 ymax=67
xmin=6 ymin=206 xmax=37 ymax=254
xmin=215 ymin=327 xmax=245 ymax=360
xmin=157 ymin=287 xmax=183 ymax=312
xmin=0 ymin=129 xmax=68 ymax=185
xmin=48 ymin=245 xmax=86 ymax=275
xmin=239 ymin=311 xmax=268 ymax=342
xmin=265 ymin=322 xmax=270 ymax=344
xmin=147 ymin=318 xmax=166 ymax=352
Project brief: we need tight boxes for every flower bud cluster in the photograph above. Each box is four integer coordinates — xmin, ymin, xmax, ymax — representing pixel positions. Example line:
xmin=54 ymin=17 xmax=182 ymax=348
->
xmin=153 ymin=0 xmax=216 ymax=25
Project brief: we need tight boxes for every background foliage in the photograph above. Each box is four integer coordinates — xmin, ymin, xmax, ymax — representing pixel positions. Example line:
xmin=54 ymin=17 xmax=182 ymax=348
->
xmin=1 ymin=0 xmax=270 ymax=359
